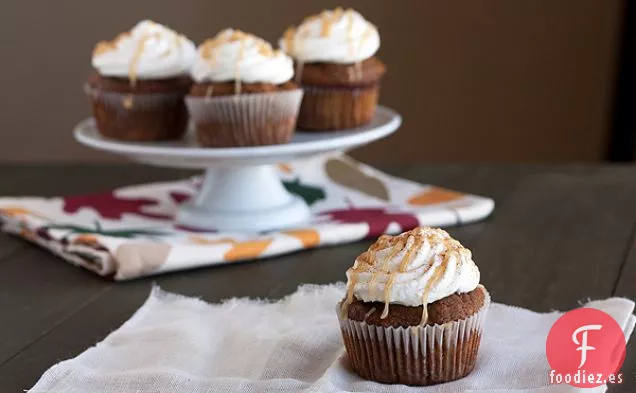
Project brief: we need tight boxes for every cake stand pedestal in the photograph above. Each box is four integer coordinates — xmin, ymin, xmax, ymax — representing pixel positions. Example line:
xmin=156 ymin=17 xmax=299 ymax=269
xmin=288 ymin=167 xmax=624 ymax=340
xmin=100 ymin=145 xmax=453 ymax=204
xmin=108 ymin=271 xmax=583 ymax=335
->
xmin=74 ymin=106 xmax=402 ymax=232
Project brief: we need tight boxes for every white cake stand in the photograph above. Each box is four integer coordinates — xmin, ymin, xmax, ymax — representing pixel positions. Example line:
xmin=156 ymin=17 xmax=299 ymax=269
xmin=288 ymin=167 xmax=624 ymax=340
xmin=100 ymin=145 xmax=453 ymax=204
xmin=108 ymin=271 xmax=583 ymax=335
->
xmin=74 ymin=106 xmax=401 ymax=231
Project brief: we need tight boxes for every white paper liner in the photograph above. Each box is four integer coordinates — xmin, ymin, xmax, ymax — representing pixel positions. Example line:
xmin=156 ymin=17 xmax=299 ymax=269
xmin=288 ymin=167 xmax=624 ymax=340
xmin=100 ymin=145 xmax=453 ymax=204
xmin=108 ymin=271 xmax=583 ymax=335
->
xmin=338 ymin=289 xmax=490 ymax=386
xmin=186 ymin=89 xmax=303 ymax=147
xmin=84 ymin=84 xmax=189 ymax=141
xmin=297 ymin=84 xmax=379 ymax=130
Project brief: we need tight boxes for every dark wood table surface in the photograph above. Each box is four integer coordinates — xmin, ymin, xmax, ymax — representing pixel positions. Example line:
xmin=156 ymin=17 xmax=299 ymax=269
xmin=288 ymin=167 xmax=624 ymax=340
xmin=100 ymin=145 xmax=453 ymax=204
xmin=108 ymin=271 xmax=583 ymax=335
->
xmin=1 ymin=164 xmax=636 ymax=391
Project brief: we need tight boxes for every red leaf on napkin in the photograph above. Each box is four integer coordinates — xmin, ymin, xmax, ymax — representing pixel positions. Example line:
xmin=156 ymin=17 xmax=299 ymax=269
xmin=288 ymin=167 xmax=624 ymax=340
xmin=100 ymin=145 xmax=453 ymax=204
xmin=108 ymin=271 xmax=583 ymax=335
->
xmin=63 ymin=193 xmax=171 ymax=220
xmin=320 ymin=207 xmax=419 ymax=238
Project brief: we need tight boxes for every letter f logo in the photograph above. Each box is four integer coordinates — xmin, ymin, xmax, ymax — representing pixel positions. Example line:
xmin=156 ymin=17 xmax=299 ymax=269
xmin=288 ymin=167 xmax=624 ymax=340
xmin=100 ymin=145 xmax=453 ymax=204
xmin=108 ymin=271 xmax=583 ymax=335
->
xmin=572 ymin=324 xmax=602 ymax=368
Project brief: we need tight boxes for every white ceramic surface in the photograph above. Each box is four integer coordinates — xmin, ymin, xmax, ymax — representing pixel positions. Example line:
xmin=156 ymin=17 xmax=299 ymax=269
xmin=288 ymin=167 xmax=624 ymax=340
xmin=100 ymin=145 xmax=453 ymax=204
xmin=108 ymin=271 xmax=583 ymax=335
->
xmin=74 ymin=106 xmax=401 ymax=168
xmin=74 ymin=106 xmax=401 ymax=231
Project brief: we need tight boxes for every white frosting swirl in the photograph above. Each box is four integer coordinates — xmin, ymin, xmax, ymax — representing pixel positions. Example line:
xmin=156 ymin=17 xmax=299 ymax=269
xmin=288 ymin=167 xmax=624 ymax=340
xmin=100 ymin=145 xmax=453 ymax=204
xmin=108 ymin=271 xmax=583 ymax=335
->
xmin=279 ymin=8 xmax=380 ymax=64
xmin=191 ymin=29 xmax=294 ymax=84
xmin=346 ymin=227 xmax=480 ymax=307
xmin=92 ymin=20 xmax=196 ymax=80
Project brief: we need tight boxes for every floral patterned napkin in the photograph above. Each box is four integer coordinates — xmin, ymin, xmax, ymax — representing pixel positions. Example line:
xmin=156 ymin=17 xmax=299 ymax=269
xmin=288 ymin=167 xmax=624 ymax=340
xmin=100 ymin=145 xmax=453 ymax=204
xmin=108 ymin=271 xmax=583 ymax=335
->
xmin=0 ymin=154 xmax=494 ymax=280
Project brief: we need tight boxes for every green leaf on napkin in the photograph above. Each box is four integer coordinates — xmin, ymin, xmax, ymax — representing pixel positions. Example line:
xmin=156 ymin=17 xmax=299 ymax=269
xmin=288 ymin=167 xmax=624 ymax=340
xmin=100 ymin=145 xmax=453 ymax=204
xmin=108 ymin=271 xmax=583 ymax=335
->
xmin=43 ymin=223 xmax=169 ymax=239
xmin=283 ymin=179 xmax=326 ymax=206
xmin=325 ymin=158 xmax=390 ymax=201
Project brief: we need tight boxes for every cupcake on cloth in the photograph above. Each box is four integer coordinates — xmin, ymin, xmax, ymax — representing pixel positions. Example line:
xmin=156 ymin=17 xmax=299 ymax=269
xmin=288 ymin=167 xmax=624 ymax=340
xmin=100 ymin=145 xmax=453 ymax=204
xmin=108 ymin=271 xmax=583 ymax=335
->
xmin=87 ymin=20 xmax=196 ymax=141
xmin=188 ymin=29 xmax=303 ymax=147
xmin=338 ymin=227 xmax=490 ymax=386
xmin=280 ymin=8 xmax=386 ymax=130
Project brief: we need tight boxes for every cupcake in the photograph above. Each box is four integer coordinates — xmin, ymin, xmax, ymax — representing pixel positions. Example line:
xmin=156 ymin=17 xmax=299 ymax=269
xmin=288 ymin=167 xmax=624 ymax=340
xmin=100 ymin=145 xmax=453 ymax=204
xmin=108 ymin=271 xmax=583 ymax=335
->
xmin=338 ymin=227 xmax=490 ymax=386
xmin=187 ymin=29 xmax=303 ymax=147
xmin=87 ymin=20 xmax=196 ymax=141
xmin=280 ymin=8 xmax=386 ymax=130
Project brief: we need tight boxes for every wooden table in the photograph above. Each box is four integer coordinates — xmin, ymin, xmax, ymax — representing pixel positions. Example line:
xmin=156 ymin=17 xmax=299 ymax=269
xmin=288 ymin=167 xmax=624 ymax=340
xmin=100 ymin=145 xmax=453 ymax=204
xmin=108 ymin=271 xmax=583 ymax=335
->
xmin=1 ymin=164 xmax=635 ymax=391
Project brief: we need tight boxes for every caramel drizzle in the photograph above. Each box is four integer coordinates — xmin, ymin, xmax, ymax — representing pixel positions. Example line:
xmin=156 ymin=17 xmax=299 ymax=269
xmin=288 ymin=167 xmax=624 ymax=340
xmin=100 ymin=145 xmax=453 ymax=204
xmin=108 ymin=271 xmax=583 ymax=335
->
xmin=283 ymin=26 xmax=296 ymax=55
xmin=379 ymin=236 xmax=422 ymax=319
xmin=205 ymin=85 xmax=214 ymax=101
xmin=160 ymin=34 xmax=181 ymax=59
xmin=174 ymin=34 xmax=183 ymax=50
xmin=346 ymin=62 xmax=363 ymax=82
xmin=341 ymin=269 xmax=359 ymax=318
xmin=234 ymin=37 xmax=246 ymax=95
xmin=122 ymin=95 xmax=134 ymax=109
xmin=346 ymin=8 xmax=355 ymax=56
xmin=367 ymin=245 xmax=390 ymax=299
xmin=380 ymin=274 xmax=395 ymax=318
xmin=201 ymin=38 xmax=223 ymax=66
xmin=420 ymin=248 xmax=452 ymax=325
xmin=320 ymin=7 xmax=344 ymax=37
xmin=361 ymin=25 xmax=375 ymax=47
xmin=354 ymin=62 xmax=363 ymax=80
xmin=344 ymin=228 xmax=468 ymax=326
xmin=347 ymin=67 xmax=355 ymax=82
xmin=93 ymin=32 xmax=129 ymax=58
xmin=342 ymin=247 xmax=375 ymax=317
xmin=128 ymin=34 xmax=153 ymax=88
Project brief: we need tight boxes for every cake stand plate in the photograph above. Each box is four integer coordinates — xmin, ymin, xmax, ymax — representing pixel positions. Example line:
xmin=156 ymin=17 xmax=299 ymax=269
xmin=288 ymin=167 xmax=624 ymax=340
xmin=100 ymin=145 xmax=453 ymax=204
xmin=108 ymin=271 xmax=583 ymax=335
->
xmin=74 ymin=106 xmax=402 ymax=231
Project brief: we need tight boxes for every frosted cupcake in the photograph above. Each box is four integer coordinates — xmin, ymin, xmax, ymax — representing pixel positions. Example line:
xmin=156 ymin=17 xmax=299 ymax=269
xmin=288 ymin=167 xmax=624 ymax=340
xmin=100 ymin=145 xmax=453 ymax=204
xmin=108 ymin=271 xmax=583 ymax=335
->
xmin=338 ymin=227 xmax=490 ymax=386
xmin=87 ymin=20 xmax=196 ymax=141
xmin=280 ymin=8 xmax=386 ymax=130
xmin=188 ymin=29 xmax=303 ymax=147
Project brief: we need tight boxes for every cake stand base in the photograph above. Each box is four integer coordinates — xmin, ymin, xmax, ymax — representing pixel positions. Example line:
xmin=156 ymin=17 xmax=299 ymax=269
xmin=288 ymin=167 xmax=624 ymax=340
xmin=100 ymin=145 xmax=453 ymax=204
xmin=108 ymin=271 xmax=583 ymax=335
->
xmin=175 ymin=166 xmax=310 ymax=231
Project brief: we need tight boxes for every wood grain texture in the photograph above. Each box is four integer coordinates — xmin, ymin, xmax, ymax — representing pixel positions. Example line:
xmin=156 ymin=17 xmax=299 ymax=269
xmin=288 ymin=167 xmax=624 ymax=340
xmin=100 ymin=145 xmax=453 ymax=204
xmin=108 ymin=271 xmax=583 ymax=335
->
xmin=472 ymin=172 xmax=636 ymax=311
xmin=0 ymin=165 xmax=634 ymax=392
xmin=0 ymin=246 xmax=111 ymax=367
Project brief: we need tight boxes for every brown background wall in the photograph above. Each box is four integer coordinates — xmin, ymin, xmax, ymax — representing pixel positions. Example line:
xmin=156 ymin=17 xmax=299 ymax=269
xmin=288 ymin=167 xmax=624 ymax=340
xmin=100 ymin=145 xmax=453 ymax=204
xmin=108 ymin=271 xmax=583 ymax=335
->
xmin=0 ymin=0 xmax=624 ymax=163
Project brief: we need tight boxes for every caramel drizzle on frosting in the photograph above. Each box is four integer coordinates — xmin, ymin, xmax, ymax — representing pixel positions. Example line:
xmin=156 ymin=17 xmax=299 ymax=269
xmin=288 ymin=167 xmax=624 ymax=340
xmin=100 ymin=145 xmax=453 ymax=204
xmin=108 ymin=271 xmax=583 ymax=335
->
xmin=93 ymin=21 xmax=188 ymax=87
xmin=360 ymin=24 xmax=375 ymax=49
xmin=381 ymin=274 xmax=395 ymax=318
xmin=340 ymin=269 xmax=359 ymax=318
xmin=367 ymin=238 xmax=398 ymax=300
xmin=354 ymin=62 xmax=363 ymax=80
xmin=92 ymin=32 xmax=129 ymax=57
xmin=379 ymin=235 xmax=423 ymax=319
xmin=234 ymin=37 xmax=246 ymax=95
xmin=420 ymin=238 xmax=463 ymax=324
xmin=205 ymin=85 xmax=214 ymax=100
xmin=128 ymin=34 xmax=153 ymax=87
xmin=346 ymin=8 xmax=355 ymax=56
xmin=342 ymin=227 xmax=468 ymax=326
xmin=320 ymin=7 xmax=343 ymax=37
xmin=283 ymin=26 xmax=296 ymax=56
xmin=200 ymin=29 xmax=281 ymax=94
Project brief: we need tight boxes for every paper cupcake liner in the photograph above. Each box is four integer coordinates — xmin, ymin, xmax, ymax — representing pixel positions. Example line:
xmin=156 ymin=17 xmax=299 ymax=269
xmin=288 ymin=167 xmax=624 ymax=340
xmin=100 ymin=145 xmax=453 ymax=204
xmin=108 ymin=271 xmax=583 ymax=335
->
xmin=186 ymin=89 xmax=303 ymax=147
xmin=338 ymin=289 xmax=490 ymax=386
xmin=85 ymin=84 xmax=189 ymax=141
xmin=297 ymin=84 xmax=380 ymax=131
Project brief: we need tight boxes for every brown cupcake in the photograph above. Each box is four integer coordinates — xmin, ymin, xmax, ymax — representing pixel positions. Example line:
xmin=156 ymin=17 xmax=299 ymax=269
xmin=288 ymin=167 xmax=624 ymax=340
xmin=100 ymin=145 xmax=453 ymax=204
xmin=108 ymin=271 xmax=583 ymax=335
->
xmin=86 ymin=73 xmax=191 ymax=141
xmin=88 ymin=20 xmax=197 ymax=142
xmin=280 ymin=8 xmax=387 ymax=130
xmin=188 ymin=81 xmax=301 ymax=147
xmin=337 ymin=227 xmax=490 ymax=386
xmin=295 ymin=58 xmax=386 ymax=130
xmin=187 ymin=29 xmax=302 ymax=148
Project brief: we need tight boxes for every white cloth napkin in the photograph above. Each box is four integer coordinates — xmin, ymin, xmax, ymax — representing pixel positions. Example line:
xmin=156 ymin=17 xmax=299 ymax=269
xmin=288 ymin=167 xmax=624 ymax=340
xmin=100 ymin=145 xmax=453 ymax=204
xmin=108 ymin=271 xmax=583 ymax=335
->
xmin=30 ymin=284 xmax=635 ymax=393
